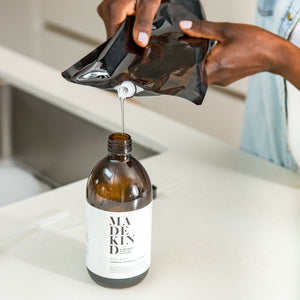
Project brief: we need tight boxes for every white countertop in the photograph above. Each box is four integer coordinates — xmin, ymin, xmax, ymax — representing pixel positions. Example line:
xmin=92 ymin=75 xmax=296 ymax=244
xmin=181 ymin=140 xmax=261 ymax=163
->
xmin=0 ymin=46 xmax=300 ymax=300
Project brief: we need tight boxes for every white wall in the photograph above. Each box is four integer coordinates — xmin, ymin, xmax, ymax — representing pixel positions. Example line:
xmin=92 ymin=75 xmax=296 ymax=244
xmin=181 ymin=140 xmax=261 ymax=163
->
xmin=0 ymin=0 xmax=258 ymax=147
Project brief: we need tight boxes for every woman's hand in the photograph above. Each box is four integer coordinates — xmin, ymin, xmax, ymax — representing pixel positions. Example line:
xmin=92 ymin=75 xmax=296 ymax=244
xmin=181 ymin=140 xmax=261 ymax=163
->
xmin=179 ymin=20 xmax=300 ymax=89
xmin=98 ymin=0 xmax=161 ymax=47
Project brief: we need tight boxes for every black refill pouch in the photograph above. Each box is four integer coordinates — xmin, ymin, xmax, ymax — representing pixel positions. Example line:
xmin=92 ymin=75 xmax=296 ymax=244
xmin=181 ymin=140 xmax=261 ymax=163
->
xmin=62 ymin=0 xmax=210 ymax=105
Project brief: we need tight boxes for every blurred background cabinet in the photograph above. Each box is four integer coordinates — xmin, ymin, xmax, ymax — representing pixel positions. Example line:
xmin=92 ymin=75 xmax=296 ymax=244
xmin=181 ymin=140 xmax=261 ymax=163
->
xmin=0 ymin=0 xmax=257 ymax=147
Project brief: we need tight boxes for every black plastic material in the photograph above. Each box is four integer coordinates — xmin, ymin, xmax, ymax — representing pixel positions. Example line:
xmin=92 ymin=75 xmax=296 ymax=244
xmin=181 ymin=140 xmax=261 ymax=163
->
xmin=62 ymin=0 xmax=210 ymax=105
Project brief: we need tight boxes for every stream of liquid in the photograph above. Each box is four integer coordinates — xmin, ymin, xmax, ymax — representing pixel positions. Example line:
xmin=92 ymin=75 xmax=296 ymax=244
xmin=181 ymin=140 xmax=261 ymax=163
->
xmin=119 ymin=96 xmax=125 ymax=134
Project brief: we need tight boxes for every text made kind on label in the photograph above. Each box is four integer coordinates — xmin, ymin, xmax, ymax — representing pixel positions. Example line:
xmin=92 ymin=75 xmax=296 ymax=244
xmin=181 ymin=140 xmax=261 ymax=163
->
xmin=110 ymin=216 xmax=135 ymax=254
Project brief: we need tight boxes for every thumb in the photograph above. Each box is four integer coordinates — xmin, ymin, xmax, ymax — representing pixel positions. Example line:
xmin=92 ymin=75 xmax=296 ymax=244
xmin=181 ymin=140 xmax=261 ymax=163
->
xmin=179 ymin=20 xmax=226 ymax=42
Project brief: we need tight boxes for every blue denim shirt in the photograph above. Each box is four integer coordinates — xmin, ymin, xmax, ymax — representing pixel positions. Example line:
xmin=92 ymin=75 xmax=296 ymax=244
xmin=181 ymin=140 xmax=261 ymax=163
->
xmin=240 ymin=0 xmax=300 ymax=172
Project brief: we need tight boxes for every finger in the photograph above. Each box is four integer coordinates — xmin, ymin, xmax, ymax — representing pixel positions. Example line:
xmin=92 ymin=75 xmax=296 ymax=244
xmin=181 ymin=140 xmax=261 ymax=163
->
xmin=179 ymin=20 xmax=227 ymax=43
xmin=133 ymin=0 xmax=161 ymax=47
xmin=178 ymin=36 xmax=209 ymax=48
xmin=97 ymin=0 xmax=136 ymax=39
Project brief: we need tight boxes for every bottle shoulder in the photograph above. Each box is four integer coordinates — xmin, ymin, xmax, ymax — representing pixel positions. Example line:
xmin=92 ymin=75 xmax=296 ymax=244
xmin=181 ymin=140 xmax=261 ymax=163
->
xmin=89 ymin=156 xmax=150 ymax=185
xmin=87 ymin=155 xmax=152 ymax=211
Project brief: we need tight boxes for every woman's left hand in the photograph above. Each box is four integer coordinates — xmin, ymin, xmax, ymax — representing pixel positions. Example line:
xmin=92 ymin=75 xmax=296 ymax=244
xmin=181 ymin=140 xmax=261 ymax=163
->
xmin=179 ymin=20 xmax=300 ymax=89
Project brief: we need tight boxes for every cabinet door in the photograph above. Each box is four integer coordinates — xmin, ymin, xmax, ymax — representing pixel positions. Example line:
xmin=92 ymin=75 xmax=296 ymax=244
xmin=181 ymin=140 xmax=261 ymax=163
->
xmin=137 ymin=89 xmax=245 ymax=148
xmin=0 ymin=0 xmax=33 ymax=56
xmin=41 ymin=0 xmax=105 ymax=43
xmin=38 ymin=0 xmax=104 ymax=69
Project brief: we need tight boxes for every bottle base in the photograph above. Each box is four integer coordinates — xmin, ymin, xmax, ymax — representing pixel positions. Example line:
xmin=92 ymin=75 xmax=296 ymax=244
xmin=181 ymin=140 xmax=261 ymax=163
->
xmin=87 ymin=268 xmax=149 ymax=288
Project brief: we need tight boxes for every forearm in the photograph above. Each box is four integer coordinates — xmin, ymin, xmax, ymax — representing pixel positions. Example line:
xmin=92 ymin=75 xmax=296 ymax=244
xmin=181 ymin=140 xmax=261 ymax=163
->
xmin=270 ymin=38 xmax=300 ymax=90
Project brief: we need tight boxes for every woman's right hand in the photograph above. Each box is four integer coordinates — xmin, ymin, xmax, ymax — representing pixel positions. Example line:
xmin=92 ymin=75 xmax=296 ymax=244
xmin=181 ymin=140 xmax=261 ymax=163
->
xmin=97 ymin=0 xmax=161 ymax=47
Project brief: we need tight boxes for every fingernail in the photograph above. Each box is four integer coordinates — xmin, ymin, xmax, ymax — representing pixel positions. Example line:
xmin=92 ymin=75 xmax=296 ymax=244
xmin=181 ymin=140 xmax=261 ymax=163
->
xmin=138 ymin=32 xmax=148 ymax=46
xmin=180 ymin=20 xmax=193 ymax=29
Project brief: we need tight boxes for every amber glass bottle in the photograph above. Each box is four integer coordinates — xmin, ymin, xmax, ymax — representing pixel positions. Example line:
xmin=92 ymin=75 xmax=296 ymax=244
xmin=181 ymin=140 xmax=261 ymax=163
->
xmin=86 ymin=133 xmax=152 ymax=288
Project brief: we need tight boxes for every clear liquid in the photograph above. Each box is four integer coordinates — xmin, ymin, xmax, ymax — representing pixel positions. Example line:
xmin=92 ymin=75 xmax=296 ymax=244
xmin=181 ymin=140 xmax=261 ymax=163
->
xmin=119 ymin=97 xmax=125 ymax=133
xmin=118 ymin=84 xmax=133 ymax=134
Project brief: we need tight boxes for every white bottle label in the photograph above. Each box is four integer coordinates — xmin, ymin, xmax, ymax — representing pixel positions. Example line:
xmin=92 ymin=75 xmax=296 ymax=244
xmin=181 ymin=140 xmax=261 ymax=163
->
xmin=86 ymin=202 xmax=152 ymax=279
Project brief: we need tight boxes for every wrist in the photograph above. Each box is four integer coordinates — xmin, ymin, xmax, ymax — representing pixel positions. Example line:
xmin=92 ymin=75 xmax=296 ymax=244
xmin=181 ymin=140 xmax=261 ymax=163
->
xmin=268 ymin=37 xmax=300 ymax=89
xmin=244 ymin=27 xmax=288 ymax=76
xmin=268 ymin=36 xmax=294 ymax=76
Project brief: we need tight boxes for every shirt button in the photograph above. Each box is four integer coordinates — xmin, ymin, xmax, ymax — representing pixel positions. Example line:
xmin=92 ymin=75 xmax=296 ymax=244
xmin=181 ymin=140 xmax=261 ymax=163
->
xmin=287 ymin=13 xmax=293 ymax=21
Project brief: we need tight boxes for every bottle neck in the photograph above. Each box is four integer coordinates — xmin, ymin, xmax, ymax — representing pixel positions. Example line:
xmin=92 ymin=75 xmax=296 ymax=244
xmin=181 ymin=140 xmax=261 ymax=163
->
xmin=108 ymin=153 xmax=131 ymax=161
xmin=107 ymin=132 xmax=132 ymax=161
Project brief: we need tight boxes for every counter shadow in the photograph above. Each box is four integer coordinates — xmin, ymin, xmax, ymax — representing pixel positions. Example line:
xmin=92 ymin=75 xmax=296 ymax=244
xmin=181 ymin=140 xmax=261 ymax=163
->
xmin=1 ymin=216 xmax=92 ymax=284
